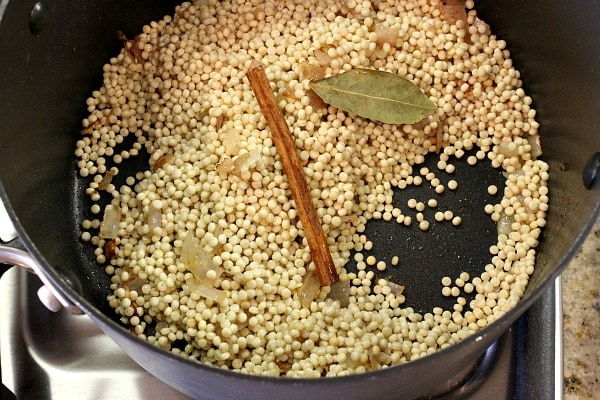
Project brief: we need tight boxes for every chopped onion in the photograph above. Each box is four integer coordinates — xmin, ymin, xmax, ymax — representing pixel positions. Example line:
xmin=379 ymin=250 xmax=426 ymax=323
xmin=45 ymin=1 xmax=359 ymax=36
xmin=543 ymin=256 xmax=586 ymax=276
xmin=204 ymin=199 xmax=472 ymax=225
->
xmin=503 ymin=169 xmax=524 ymax=179
xmin=150 ymin=152 xmax=172 ymax=171
xmin=192 ymin=253 xmax=212 ymax=278
xmin=232 ymin=153 xmax=252 ymax=177
xmin=472 ymin=17 xmax=491 ymax=35
xmin=126 ymin=277 xmax=145 ymax=293
xmin=181 ymin=233 xmax=227 ymax=303
xmin=223 ymin=130 xmax=240 ymax=156
xmin=186 ymin=278 xmax=227 ymax=304
xmin=181 ymin=232 xmax=223 ymax=285
xmin=327 ymin=280 xmax=350 ymax=307
xmin=147 ymin=205 xmax=162 ymax=231
xmin=216 ymin=114 xmax=226 ymax=130
xmin=298 ymin=272 xmax=321 ymax=308
xmin=387 ymin=281 xmax=405 ymax=296
xmin=232 ymin=150 xmax=260 ymax=176
xmin=216 ymin=150 xmax=261 ymax=178
xmin=375 ymin=26 xmax=398 ymax=47
xmin=300 ymin=62 xmax=327 ymax=81
xmin=313 ymin=48 xmax=331 ymax=65
xmin=194 ymin=257 xmax=223 ymax=284
xmin=190 ymin=250 xmax=211 ymax=276
xmin=440 ymin=4 xmax=467 ymax=24
xmin=181 ymin=233 xmax=198 ymax=266
xmin=216 ymin=157 xmax=236 ymax=175
xmin=527 ymin=134 xmax=542 ymax=159
xmin=247 ymin=148 xmax=261 ymax=165
xmin=413 ymin=116 xmax=431 ymax=130
xmin=497 ymin=140 xmax=519 ymax=157
xmin=497 ymin=212 xmax=514 ymax=236
xmin=98 ymin=168 xmax=116 ymax=191
xmin=306 ymin=88 xmax=328 ymax=111
xmin=100 ymin=204 xmax=120 ymax=239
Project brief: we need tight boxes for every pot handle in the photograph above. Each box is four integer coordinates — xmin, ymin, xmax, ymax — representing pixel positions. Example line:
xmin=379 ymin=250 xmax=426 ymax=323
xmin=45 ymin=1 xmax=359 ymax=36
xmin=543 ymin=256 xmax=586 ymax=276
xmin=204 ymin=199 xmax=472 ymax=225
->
xmin=0 ymin=244 xmax=84 ymax=315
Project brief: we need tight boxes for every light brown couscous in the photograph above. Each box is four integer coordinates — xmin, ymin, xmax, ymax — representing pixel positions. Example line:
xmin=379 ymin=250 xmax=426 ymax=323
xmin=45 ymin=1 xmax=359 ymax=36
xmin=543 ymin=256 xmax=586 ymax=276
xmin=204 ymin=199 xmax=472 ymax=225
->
xmin=75 ymin=0 xmax=549 ymax=377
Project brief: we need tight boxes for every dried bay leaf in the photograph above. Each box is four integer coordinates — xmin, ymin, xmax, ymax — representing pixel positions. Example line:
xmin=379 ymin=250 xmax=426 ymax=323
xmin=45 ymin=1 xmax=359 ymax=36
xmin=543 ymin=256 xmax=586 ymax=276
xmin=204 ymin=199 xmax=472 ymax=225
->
xmin=309 ymin=68 xmax=436 ymax=124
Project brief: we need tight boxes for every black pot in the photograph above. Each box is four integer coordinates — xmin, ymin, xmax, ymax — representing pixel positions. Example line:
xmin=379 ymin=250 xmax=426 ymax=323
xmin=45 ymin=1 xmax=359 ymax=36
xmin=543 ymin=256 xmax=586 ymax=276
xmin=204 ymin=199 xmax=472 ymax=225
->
xmin=1 ymin=1 xmax=599 ymax=399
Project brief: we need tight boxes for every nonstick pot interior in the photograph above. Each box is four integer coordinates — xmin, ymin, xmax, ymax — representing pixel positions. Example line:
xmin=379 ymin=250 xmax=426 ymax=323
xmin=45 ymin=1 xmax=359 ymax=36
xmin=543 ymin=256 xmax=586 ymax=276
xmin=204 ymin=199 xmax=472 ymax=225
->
xmin=1 ymin=0 xmax=599 ymax=399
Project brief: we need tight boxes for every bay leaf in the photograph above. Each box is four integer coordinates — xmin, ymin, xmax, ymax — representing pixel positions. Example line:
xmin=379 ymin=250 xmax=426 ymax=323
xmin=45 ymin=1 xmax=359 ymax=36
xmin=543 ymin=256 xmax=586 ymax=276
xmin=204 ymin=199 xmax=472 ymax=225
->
xmin=309 ymin=68 xmax=436 ymax=124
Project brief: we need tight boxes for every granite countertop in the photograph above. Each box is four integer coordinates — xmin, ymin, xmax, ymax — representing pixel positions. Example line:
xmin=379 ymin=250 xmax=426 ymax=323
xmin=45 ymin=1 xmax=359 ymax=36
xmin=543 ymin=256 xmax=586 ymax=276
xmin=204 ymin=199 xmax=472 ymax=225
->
xmin=562 ymin=217 xmax=600 ymax=399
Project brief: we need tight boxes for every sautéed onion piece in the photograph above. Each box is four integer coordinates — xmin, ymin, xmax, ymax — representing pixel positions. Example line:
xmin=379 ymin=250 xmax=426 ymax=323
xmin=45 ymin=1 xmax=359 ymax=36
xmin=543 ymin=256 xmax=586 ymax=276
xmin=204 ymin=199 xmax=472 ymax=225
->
xmin=147 ymin=205 xmax=162 ymax=232
xmin=327 ymin=280 xmax=351 ymax=307
xmin=497 ymin=212 xmax=514 ymax=237
xmin=99 ymin=204 xmax=120 ymax=239
xmin=298 ymin=272 xmax=322 ymax=308
xmin=527 ymin=134 xmax=543 ymax=159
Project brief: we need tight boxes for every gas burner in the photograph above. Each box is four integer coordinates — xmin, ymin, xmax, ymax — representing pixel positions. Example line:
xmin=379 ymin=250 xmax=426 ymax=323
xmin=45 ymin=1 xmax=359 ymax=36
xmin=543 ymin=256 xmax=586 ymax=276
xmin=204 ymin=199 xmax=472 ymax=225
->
xmin=1 ymin=265 xmax=561 ymax=400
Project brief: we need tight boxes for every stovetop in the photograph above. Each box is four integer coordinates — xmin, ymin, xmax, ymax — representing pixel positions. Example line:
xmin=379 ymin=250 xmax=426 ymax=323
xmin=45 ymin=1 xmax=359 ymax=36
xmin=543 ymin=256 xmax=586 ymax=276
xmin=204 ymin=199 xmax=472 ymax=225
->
xmin=0 ymin=262 xmax=562 ymax=400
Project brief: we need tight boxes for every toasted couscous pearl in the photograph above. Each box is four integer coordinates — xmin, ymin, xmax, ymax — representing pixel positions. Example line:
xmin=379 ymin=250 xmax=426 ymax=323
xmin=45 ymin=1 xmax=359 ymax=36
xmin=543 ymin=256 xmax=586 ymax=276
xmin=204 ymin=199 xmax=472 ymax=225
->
xmin=75 ymin=0 xmax=549 ymax=377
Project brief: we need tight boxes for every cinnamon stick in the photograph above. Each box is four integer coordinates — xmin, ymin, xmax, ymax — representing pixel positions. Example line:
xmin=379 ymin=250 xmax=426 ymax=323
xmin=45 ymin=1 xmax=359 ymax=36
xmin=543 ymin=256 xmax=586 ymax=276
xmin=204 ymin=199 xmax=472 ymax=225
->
xmin=247 ymin=60 xmax=339 ymax=287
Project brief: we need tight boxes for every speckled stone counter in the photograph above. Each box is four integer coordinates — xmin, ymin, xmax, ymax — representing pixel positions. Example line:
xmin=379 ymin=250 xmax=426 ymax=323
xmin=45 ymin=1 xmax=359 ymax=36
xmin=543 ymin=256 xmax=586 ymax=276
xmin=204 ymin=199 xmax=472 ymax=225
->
xmin=562 ymin=218 xmax=600 ymax=399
